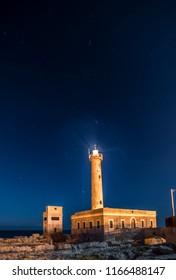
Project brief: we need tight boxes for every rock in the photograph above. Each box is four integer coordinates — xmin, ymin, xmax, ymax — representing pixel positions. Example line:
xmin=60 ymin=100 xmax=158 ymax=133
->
xmin=34 ymin=244 xmax=55 ymax=251
xmin=153 ymin=254 xmax=176 ymax=260
xmin=0 ymin=246 xmax=14 ymax=252
xmin=142 ymin=248 xmax=153 ymax=256
xmin=123 ymin=239 xmax=133 ymax=244
xmin=57 ymin=243 xmax=72 ymax=250
xmin=28 ymin=237 xmax=35 ymax=243
xmin=144 ymin=236 xmax=166 ymax=245
xmin=120 ymin=243 xmax=132 ymax=249
xmin=22 ymin=238 xmax=29 ymax=243
xmin=4 ymin=238 xmax=17 ymax=244
xmin=15 ymin=246 xmax=33 ymax=252
xmin=152 ymin=245 xmax=174 ymax=255
xmin=32 ymin=234 xmax=40 ymax=239
xmin=0 ymin=233 xmax=176 ymax=260
xmin=107 ymin=240 xmax=121 ymax=246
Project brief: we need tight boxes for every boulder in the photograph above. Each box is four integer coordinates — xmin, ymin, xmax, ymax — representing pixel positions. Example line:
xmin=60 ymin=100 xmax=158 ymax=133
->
xmin=152 ymin=245 xmax=174 ymax=255
xmin=144 ymin=236 xmax=166 ymax=245
xmin=32 ymin=234 xmax=40 ymax=239
xmin=57 ymin=243 xmax=72 ymax=250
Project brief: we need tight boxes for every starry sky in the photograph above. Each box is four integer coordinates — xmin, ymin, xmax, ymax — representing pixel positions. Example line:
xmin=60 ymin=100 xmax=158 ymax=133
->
xmin=0 ymin=0 xmax=176 ymax=230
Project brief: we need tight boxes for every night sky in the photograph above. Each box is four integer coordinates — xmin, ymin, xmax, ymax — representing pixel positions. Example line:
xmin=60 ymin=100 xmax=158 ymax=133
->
xmin=0 ymin=0 xmax=176 ymax=230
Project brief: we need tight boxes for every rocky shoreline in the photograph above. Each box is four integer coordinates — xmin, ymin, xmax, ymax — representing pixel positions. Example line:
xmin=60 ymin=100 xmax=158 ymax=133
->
xmin=0 ymin=233 xmax=176 ymax=260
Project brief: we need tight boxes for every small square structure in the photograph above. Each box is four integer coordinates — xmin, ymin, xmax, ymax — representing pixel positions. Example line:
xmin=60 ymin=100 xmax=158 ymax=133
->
xmin=43 ymin=206 xmax=63 ymax=235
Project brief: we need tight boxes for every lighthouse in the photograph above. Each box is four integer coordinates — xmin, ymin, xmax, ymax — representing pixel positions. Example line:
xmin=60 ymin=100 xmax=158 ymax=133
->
xmin=89 ymin=145 xmax=104 ymax=210
xmin=71 ymin=144 xmax=157 ymax=241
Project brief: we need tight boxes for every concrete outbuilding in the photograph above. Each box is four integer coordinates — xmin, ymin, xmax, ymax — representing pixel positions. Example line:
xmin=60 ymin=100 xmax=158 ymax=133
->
xmin=43 ymin=206 xmax=63 ymax=235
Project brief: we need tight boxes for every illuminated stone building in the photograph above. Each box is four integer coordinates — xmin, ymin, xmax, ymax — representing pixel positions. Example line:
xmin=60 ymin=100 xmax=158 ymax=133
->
xmin=71 ymin=145 xmax=157 ymax=240
xmin=43 ymin=206 xmax=63 ymax=234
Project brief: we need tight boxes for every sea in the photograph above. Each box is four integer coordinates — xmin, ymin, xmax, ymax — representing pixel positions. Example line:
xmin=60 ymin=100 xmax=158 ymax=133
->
xmin=0 ymin=230 xmax=71 ymax=238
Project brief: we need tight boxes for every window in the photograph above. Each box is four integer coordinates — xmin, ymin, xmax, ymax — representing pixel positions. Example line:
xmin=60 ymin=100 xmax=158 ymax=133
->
xmin=54 ymin=228 xmax=57 ymax=232
xmin=83 ymin=222 xmax=86 ymax=229
xmin=51 ymin=217 xmax=59 ymax=220
xmin=99 ymin=175 xmax=101 ymax=179
xmin=77 ymin=222 xmax=80 ymax=229
xmin=121 ymin=220 xmax=125 ymax=228
xmin=89 ymin=221 xmax=93 ymax=229
xmin=150 ymin=220 xmax=153 ymax=228
xmin=54 ymin=208 xmax=57 ymax=210
xmin=109 ymin=220 xmax=114 ymax=229
xmin=97 ymin=220 xmax=100 ymax=229
xmin=44 ymin=217 xmax=47 ymax=221
xmin=141 ymin=220 xmax=144 ymax=228
xmin=100 ymin=200 xmax=102 ymax=205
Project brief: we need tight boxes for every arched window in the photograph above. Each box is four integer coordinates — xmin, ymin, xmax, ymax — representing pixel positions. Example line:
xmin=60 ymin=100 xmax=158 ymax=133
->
xmin=97 ymin=220 xmax=100 ymax=229
xmin=109 ymin=220 xmax=114 ymax=229
xmin=83 ymin=221 xmax=86 ymax=229
xmin=121 ymin=220 xmax=125 ymax=229
xmin=89 ymin=221 xmax=93 ymax=229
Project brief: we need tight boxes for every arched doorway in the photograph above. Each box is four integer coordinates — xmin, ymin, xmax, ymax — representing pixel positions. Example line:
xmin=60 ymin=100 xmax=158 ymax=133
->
xmin=130 ymin=218 xmax=136 ymax=228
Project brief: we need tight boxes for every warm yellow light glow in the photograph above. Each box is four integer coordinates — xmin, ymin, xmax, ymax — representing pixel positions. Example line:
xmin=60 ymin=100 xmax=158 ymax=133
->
xmin=92 ymin=149 xmax=98 ymax=155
